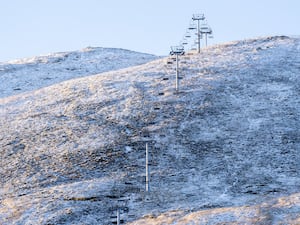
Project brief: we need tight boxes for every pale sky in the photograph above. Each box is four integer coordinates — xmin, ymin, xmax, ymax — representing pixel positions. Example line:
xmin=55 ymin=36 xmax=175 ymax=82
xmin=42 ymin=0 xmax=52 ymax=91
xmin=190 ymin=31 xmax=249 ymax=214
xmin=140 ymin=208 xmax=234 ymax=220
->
xmin=0 ymin=0 xmax=299 ymax=61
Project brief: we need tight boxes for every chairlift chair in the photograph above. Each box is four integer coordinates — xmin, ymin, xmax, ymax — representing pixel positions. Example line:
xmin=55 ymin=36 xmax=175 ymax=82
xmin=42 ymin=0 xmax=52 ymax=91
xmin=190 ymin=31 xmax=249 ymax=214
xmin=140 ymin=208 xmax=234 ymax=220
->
xmin=185 ymin=31 xmax=191 ymax=38
xmin=201 ymin=23 xmax=209 ymax=29
xmin=191 ymin=44 xmax=197 ymax=51
xmin=181 ymin=38 xmax=188 ymax=45
xmin=200 ymin=27 xmax=210 ymax=33
xmin=188 ymin=23 xmax=197 ymax=30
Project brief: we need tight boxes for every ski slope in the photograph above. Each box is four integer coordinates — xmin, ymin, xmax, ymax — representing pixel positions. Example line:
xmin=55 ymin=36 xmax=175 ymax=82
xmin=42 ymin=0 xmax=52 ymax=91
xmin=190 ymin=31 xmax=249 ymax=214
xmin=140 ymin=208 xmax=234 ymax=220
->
xmin=0 ymin=36 xmax=300 ymax=224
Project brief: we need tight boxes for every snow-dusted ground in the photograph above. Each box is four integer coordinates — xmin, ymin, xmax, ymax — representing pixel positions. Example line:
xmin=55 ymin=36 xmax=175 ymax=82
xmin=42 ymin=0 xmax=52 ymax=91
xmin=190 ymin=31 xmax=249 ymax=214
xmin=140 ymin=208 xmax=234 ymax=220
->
xmin=0 ymin=47 xmax=158 ymax=98
xmin=0 ymin=36 xmax=300 ymax=224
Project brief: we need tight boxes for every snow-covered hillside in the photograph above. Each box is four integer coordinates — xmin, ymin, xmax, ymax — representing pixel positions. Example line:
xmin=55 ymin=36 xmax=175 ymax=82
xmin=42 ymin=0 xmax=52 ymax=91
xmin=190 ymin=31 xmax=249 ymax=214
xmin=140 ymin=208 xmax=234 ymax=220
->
xmin=0 ymin=47 xmax=158 ymax=98
xmin=1 ymin=36 xmax=300 ymax=224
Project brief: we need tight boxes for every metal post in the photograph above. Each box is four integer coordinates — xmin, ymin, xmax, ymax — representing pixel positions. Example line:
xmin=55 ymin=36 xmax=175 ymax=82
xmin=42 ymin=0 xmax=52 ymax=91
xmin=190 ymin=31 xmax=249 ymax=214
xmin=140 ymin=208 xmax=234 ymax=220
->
xmin=175 ymin=54 xmax=179 ymax=92
xmin=197 ymin=20 xmax=201 ymax=53
xmin=192 ymin=14 xmax=205 ymax=53
xmin=146 ymin=143 xmax=150 ymax=192
xmin=170 ymin=46 xmax=184 ymax=93
xmin=205 ymin=33 xmax=208 ymax=47
xmin=117 ymin=208 xmax=120 ymax=225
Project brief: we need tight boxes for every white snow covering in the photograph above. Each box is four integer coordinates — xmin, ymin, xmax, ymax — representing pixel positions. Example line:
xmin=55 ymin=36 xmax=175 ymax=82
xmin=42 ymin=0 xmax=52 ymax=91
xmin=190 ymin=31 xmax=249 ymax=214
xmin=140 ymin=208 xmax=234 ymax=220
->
xmin=0 ymin=47 xmax=158 ymax=98
xmin=0 ymin=36 xmax=300 ymax=224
